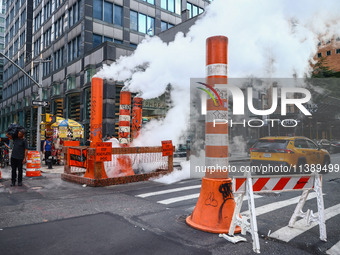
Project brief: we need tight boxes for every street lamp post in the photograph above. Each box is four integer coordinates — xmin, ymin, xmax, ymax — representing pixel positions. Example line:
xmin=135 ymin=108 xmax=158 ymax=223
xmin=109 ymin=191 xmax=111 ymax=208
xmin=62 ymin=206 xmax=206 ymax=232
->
xmin=0 ymin=52 xmax=47 ymax=152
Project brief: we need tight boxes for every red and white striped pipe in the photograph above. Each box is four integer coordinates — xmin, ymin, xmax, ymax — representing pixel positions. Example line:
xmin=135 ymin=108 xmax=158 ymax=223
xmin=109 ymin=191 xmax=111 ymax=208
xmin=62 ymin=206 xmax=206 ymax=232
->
xmin=119 ymin=91 xmax=131 ymax=146
xmin=131 ymin=97 xmax=143 ymax=140
xmin=205 ymin=36 xmax=229 ymax=179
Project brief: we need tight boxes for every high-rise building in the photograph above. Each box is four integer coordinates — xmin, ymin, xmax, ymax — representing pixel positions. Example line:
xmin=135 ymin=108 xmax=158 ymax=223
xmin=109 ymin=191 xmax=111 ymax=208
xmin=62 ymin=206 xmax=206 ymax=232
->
xmin=1 ymin=0 xmax=210 ymax=147
xmin=0 ymin=1 xmax=6 ymax=103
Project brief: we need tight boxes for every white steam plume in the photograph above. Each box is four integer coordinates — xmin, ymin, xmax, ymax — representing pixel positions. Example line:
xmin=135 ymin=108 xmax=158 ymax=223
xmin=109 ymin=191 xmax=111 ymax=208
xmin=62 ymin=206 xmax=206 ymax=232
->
xmin=96 ymin=0 xmax=340 ymax=146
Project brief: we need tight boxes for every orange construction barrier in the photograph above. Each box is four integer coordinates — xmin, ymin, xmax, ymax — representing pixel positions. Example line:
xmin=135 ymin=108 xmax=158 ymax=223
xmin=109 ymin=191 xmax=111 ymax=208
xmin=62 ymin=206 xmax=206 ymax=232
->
xmin=186 ymin=36 xmax=240 ymax=233
xmin=64 ymin=141 xmax=80 ymax=147
xmin=26 ymin=151 xmax=42 ymax=177
xmin=131 ymin=97 xmax=143 ymax=140
xmin=84 ymin=77 xmax=108 ymax=179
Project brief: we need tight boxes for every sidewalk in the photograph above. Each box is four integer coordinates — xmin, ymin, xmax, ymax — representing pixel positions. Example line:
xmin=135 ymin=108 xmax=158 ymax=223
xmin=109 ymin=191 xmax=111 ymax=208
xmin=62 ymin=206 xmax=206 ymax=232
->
xmin=0 ymin=162 xmax=64 ymax=180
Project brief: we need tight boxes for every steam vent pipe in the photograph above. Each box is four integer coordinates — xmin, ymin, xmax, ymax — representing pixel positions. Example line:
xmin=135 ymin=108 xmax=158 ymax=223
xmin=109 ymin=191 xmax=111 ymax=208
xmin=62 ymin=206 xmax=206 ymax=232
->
xmin=186 ymin=36 xmax=240 ymax=234
xmin=131 ymin=97 xmax=143 ymax=140
xmin=119 ymin=91 xmax=132 ymax=146
xmin=84 ymin=77 xmax=108 ymax=179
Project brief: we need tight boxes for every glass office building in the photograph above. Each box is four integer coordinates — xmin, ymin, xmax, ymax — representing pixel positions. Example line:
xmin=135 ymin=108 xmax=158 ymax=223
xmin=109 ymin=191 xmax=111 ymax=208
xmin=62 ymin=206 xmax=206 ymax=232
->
xmin=1 ymin=0 xmax=209 ymax=147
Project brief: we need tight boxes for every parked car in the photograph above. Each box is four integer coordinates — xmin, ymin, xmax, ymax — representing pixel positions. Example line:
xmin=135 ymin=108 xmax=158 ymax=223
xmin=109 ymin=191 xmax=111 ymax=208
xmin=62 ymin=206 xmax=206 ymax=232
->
xmin=330 ymin=141 xmax=340 ymax=154
xmin=317 ymin=139 xmax=332 ymax=152
xmin=250 ymin=136 xmax=330 ymax=173
xmin=247 ymin=138 xmax=258 ymax=155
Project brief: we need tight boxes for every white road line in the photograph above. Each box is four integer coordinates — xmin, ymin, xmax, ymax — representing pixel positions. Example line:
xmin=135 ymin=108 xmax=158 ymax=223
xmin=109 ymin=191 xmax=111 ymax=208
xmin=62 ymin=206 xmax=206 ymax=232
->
xmin=270 ymin=203 xmax=340 ymax=242
xmin=136 ymin=185 xmax=201 ymax=198
xmin=158 ymin=193 xmax=200 ymax=204
xmin=241 ymin=193 xmax=318 ymax=216
xmin=326 ymin=240 xmax=340 ymax=255
xmin=159 ymin=193 xmax=262 ymax=205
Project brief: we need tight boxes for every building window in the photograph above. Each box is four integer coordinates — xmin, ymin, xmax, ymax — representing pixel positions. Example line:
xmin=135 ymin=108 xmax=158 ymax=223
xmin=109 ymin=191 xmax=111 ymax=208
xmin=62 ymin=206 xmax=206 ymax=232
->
xmin=114 ymin=5 xmax=123 ymax=26
xmin=42 ymin=89 xmax=49 ymax=100
xmin=69 ymin=0 xmax=81 ymax=27
xmin=20 ymin=8 xmax=26 ymax=26
xmin=43 ymin=27 xmax=52 ymax=49
xmin=187 ymin=2 xmax=204 ymax=18
xmin=43 ymin=57 xmax=51 ymax=77
xmin=14 ymin=39 xmax=19 ymax=53
xmin=55 ymin=0 xmax=64 ymax=10
xmin=67 ymin=94 xmax=80 ymax=121
xmin=93 ymin=0 xmax=103 ymax=20
xmin=54 ymin=15 xmax=65 ymax=40
xmin=15 ymin=19 xmax=19 ymax=33
xmin=68 ymin=35 xmax=81 ymax=62
xmin=67 ymin=76 xmax=76 ymax=90
xmin=53 ymin=47 xmax=64 ymax=70
xmin=326 ymin=50 xmax=331 ymax=56
xmin=336 ymin=49 xmax=340 ymax=54
xmin=34 ymin=11 xmax=42 ymax=32
xmin=33 ymin=37 xmax=41 ymax=56
xmin=317 ymin=52 xmax=322 ymax=58
xmin=161 ymin=0 xmax=181 ymax=14
xmin=53 ymin=83 xmax=61 ymax=96
xmin=19 ymin=54 xmax=25 ymax=67
xmin=130 ymin=11 xmax=138 ymax=31
xmin=93 ymin=33 xmax=102 ymax=48
xmin=44 ymin=0 xmax=52 ymax=21
xmin=93 ymin=1 xmax=123 ymax=26
xmin=19 ymin=31 xmax=26 ymax=48
xmin=130 ymin=11 xmax=155 ymax=35
xmin=161 ymin=21 xmax=174 ymax=32
xmin=85 ymin=67 xmax=96 ymax=83
xmin=104 ymin=1 xmax=113 ymax=23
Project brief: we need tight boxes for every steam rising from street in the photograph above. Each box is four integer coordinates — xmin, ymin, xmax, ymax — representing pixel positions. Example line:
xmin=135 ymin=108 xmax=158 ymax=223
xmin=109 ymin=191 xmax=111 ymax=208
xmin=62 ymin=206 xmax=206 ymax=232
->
xmin=96 ymin=0 xmax=340 ymax=147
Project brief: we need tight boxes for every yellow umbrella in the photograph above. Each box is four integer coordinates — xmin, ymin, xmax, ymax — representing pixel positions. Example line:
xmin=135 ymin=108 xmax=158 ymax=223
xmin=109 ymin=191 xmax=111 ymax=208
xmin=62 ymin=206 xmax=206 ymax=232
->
xmin=52 ymin=119 xmax=83 ymax=139
xmin=51 ymin=117 xmax=65 ymax=128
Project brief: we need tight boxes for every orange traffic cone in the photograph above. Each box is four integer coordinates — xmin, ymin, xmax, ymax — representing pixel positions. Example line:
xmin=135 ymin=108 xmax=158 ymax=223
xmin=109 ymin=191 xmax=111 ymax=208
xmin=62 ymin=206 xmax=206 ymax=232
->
xmin=186 ymin=36 xmax=240 ymax=234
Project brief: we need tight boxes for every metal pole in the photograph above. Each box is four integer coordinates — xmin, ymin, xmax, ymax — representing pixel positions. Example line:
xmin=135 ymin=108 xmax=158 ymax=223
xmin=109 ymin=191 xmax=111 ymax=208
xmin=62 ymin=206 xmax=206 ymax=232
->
xmin=37 ymin=62 xmax=43 ymax=152
xmin=0 ymin=51 xmax=51 ymax=151
xmin=0 ymin=52 xmax=41 ymax=88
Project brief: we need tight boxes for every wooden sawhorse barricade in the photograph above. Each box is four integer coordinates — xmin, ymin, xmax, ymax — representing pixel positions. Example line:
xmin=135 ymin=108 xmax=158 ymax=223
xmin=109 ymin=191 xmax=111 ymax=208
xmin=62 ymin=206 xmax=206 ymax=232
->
xmin=220 ymin=173 xmax=326 ymax=253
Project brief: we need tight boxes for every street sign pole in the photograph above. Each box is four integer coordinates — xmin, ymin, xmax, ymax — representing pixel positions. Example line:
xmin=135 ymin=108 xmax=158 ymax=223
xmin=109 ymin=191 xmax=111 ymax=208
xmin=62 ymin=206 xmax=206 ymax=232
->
xmin=37 ymin=62 xmax=43 ymax=152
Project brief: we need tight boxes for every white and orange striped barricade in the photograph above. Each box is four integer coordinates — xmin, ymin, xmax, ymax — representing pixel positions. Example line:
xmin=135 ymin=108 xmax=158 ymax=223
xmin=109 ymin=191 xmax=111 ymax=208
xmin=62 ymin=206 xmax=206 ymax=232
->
xmin=220 ymin=173 xmax=326 ymax=254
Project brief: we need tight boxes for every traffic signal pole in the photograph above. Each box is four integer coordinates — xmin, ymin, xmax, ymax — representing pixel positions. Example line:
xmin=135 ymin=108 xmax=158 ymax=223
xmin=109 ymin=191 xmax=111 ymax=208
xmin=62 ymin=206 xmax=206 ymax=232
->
xmin=37 ymin=62 xmax=43 ymax=152
xmin=0 ymin=52 xmax=48 ymax=152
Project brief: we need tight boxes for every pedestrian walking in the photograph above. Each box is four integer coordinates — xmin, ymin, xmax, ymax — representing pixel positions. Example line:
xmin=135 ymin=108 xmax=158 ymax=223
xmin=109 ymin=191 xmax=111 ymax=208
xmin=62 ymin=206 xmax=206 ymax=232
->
xmin=10 ymin=129 xmax=28 ymax=186
xmin=43 ymin=137 xmax=52 ymax=165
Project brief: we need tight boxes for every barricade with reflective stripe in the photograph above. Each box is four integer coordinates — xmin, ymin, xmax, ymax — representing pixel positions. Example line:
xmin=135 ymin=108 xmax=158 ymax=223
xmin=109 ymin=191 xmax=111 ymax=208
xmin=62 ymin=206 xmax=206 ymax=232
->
xmin=223 ymin=173 xmax=326 ymax=254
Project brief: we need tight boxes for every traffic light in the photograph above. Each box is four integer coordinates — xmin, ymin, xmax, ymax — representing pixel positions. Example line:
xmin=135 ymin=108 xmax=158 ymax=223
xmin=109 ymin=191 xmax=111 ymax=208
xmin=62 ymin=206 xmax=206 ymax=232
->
xmin=42 ymin=113 xmax=53 ymax=123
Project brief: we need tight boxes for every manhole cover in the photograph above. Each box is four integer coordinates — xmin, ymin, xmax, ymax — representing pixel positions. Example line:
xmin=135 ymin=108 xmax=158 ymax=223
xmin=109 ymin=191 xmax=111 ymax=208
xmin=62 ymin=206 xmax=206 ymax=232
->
xmin=176 ymin=215 xmax=188 ymax=223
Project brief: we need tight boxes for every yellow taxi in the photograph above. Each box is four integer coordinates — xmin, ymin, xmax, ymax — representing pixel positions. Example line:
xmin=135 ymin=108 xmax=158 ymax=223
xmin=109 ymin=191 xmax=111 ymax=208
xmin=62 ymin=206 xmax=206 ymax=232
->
xmin=250 ymin=136 xmax=330 ymax=170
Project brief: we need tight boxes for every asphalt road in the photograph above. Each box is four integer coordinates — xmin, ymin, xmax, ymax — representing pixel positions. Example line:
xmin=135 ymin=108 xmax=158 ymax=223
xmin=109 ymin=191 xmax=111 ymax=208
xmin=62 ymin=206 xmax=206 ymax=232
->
xmin=0 ymin=154 xmax=339 ymax=255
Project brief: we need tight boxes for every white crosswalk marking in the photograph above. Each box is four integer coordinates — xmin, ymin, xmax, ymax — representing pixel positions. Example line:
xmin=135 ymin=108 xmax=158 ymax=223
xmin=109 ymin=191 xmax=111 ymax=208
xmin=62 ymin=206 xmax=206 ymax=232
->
xmin=241 ymin=193 xmax=318 ymax=216
xmin=136 ymin=185 xmax=201 ymax=198
xmin=326 ymin=240 xmax=340 ymax=255
xmin=158 ymin=193 xmax=200 ymax=204
xmin=158 ymin=193 xmax=262 ymax=205
xmin=269 ymin=203 xmax=340 ymax=242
